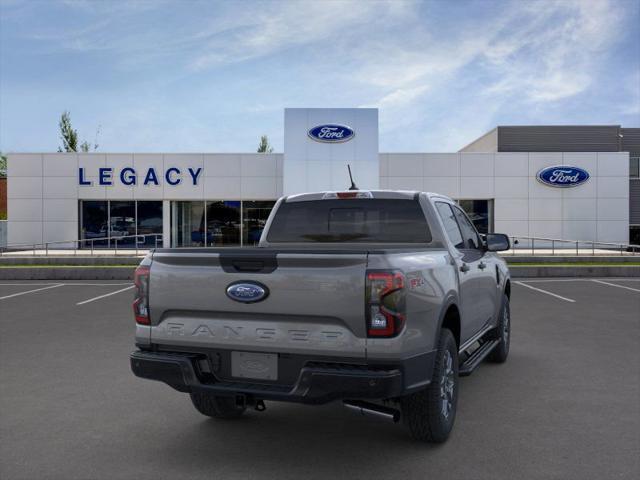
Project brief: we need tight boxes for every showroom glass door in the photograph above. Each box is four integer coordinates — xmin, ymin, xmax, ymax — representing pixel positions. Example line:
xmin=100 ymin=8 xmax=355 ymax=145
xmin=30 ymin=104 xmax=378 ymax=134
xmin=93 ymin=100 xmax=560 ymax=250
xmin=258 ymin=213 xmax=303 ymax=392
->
xmin=171 ymin=201 xmax=205 ymax=247
xmin=80 ymin=201 xmax=109 ymax=247
xmin=206 ymin=201 xmax=241 ymax=246
xmin=243 ymin=201 xmax=276 ymax=245
xmin=136 ymin=201 xmax=163 ymax=247
xmin=109 ymin=201 xmax=136 ymax=247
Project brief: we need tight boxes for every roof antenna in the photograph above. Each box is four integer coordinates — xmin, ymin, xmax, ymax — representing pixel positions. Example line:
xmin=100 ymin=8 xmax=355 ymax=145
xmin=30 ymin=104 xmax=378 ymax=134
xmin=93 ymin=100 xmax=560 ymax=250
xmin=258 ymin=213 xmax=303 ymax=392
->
xmin=347 ymin=164 xmax=358 ymax=191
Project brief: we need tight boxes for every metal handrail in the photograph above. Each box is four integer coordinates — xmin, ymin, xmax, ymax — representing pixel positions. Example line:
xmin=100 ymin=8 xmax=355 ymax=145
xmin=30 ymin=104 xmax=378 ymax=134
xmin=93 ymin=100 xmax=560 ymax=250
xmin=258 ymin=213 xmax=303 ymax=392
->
xmin=2 ymin=232 xmax=639 ymax=257
xmin=0 ymin=233 xmax=164 ymax=256
xmin=508 ymin=235 xmax=640 ymax=256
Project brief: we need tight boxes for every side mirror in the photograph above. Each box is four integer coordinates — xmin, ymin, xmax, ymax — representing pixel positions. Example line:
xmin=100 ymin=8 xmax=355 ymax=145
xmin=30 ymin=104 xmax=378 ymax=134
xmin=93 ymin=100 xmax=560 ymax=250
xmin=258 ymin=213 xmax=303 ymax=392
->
xmin=485 ymin=233 xmax=510 ymax=252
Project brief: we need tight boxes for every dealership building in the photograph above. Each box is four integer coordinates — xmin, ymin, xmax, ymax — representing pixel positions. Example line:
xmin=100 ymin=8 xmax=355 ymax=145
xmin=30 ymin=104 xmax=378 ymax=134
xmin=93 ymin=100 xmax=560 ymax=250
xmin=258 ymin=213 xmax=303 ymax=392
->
xmin=5 ymin=108 xmax=640 ymax=248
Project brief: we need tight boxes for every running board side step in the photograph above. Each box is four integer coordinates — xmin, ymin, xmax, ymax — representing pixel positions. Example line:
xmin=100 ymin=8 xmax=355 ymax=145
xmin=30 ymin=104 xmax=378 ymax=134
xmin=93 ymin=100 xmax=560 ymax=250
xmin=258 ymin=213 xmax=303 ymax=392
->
xmin=458 ymin=339 xmax=500 ymax=377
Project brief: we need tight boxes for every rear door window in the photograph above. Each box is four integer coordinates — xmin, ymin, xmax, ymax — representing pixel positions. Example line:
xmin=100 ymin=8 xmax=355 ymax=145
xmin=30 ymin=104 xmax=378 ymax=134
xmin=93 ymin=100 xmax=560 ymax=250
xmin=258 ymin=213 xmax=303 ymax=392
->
xmin=435 ymin=202 xmax=464 ymax=248
xmin=452 ymin=206 xmax=481 ymax=250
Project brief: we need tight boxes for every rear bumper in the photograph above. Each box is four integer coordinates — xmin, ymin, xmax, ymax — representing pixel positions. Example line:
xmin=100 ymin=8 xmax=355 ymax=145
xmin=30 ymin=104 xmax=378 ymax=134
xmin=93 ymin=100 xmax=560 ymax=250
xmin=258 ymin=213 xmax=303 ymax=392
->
xmin=130 ymin=350 xmax=414 ymax=404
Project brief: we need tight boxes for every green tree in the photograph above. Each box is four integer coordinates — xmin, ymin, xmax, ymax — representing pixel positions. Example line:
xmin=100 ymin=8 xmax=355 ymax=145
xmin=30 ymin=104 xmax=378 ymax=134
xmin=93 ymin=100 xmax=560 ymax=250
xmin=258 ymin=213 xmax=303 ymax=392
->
xmin=257 ymin=134 xmax=273 ymax=153
xmin=58 ymin=111 xmax=100 ymax=152
xmin=58 ymin=111 xmax=78 ymax=152
xmin=0 ymin=152 xmax=7 ymax=177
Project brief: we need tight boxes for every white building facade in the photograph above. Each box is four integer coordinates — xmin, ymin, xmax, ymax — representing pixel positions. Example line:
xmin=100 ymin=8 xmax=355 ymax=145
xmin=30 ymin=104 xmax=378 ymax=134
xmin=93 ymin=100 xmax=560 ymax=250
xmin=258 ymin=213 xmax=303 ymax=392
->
xmin=6 ymin=108 xmax=630 ymax=248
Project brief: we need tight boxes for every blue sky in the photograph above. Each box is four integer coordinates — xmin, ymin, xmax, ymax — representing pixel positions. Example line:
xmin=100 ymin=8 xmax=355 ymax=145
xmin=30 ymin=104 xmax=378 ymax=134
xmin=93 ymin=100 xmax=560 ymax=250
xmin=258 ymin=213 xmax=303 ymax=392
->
xmin=1 ymin=0 xmax=639 ymax=153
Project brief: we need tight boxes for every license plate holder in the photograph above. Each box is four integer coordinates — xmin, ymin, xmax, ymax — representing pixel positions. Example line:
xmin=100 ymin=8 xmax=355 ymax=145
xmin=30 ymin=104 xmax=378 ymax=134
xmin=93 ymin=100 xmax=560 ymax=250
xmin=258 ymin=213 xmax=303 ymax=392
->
xmin=231 ymin=351 xmax=278 ymax=381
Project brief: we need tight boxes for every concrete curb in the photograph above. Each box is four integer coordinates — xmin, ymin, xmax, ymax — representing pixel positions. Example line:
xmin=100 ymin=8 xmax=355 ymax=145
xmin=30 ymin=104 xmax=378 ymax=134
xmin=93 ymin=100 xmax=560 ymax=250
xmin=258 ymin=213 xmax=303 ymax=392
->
xmin=510 ymin=265 xmax=640 ymax=278
xmin=0 ymin=256 xmax=142 ymax=266
xmin=505 ymin=256 xmax=640 ymax=264
xmin=0 ymin=267 xmax=134 ymax=280
xmin=1 ymin=265 xmax=639 ymax=280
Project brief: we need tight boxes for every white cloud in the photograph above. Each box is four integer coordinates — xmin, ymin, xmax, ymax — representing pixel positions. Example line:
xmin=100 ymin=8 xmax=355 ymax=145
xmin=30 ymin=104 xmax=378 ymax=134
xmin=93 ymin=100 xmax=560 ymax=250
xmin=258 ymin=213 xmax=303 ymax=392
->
xmin=2 ymin=0 xmax=635 ymax=153
xmin=366 ymin=85 xmax=430 ymax=109
xmin=483 ymin=0 xmax=623 ymax=102
xmin=189 ymin=1 xmax=413 ymax=71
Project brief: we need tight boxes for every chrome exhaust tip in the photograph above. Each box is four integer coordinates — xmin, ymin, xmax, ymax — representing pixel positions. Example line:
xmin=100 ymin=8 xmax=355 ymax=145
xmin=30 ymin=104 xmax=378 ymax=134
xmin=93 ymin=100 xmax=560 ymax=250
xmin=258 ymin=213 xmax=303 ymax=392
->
xmin=343 ymin=400 xmax=400 ymax=423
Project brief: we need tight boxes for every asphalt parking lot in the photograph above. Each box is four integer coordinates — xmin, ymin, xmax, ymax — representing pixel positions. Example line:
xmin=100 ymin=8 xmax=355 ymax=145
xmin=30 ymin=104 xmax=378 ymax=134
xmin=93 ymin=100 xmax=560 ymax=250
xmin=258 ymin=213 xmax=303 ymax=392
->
xmin=1 ymin=279 xmax=639 ymax=480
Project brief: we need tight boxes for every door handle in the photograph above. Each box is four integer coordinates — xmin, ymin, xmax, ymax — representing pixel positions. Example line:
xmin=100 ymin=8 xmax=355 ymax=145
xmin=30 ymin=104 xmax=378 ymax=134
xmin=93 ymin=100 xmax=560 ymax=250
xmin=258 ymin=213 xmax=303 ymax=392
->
xmin=460 ymin=263 xmax=470 ymax=273
xmin=478 ymin=261 xmax=487 ymax=270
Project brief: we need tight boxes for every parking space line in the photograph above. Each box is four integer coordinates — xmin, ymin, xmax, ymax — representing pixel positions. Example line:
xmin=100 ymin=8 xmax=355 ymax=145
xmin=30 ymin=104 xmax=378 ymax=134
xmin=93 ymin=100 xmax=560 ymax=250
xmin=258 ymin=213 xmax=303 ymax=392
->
xmin=76 ymin=286 xmax=135 ymax=305
xmin=591 ymin=279 xmax=640 ymax=293
xmin=0 ymin=283 xmax=132 ymax=286
xmin=0 ymin=284 xmax=64 ymax=300
xmin=513 ymin=278 xmax=640 ymax=283
xmin=514 ymin=281 xmax=576 ymax=303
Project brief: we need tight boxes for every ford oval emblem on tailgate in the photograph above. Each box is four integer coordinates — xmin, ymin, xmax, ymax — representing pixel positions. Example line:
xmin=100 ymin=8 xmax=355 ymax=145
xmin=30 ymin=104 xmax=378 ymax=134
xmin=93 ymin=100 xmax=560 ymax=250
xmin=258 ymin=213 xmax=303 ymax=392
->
xmin=226 ymin=281 xmax=269 ymax=303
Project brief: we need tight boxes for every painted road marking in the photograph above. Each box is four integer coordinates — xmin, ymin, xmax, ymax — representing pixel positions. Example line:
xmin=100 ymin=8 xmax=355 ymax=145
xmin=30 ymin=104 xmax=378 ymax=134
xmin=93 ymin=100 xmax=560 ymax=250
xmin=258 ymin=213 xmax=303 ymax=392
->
xmin=0 ymin=283 xmax=132 ymax=286
xmin=514 ymin=281 xmax=576 ymax=303
xmin=591 ymin=279 xmax=640 ymax=293
xmin=0 ymin=284 xmax=64 ymax=300
xmin=76 ymin=285 xmax=135 ymax=305
xmin=520 ymin=278 xmax=640 ymax=283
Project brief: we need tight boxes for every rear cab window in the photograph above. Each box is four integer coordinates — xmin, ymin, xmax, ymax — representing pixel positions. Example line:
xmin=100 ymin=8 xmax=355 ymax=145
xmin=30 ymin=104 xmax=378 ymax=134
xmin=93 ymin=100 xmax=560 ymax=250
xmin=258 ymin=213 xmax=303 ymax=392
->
xmin=267 ymin=198 xmax=432 ymax=243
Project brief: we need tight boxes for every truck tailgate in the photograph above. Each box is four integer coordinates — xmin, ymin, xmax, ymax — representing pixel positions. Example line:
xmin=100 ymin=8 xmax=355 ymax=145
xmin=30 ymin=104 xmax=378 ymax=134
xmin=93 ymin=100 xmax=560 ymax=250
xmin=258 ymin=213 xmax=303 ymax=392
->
xmin=148 ymin=250 xmax=368 ymax=358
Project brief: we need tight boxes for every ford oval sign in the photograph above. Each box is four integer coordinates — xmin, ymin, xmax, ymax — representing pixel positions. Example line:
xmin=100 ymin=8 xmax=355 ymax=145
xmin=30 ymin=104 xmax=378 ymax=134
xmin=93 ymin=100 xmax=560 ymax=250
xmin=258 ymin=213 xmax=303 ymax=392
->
xmin=308 ymin=124 xmax=355 ymax=143
xmin=226 ymin=281 xmax=269 ymax=303
xmin=537 ymin=165 xmax=590 ymax=188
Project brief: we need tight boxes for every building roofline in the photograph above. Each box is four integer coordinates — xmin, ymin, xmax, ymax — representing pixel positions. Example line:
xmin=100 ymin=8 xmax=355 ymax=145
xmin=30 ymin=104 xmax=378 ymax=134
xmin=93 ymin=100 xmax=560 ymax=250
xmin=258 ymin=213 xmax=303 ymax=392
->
xmin=495 ymin=124 xmax=621 ymax=128
xmin=457 ymin=127 xmax=497 ymax=152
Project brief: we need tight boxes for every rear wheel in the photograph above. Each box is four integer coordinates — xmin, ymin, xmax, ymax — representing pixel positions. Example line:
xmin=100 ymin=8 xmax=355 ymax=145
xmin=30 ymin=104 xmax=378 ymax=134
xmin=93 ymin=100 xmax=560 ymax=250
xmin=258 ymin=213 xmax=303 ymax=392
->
xmin=190 ymin=393 xmax=246 ymax=419
xmin=488 ymin=294 xmax=510 ymax=363
xmin=401 ymin=328 xmax=458 ymax=442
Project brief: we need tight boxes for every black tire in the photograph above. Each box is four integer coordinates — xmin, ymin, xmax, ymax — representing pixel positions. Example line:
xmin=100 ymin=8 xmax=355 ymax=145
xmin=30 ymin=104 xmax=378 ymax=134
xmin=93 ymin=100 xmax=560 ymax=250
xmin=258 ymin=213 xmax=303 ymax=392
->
xmin=189 ymin=393 xmax=246 ymax=419
xmin=488 ymin=294 xmax=510 ymax=363
xmin=401 ymin=328 xmax=458 ymax=443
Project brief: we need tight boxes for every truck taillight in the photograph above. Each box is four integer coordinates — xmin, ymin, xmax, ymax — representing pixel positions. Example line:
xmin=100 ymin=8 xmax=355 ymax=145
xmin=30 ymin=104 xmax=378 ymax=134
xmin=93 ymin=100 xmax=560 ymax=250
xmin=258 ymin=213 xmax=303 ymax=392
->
xmin=366 ymin=270 xmax=405 ymax=337
xmin=133 ymin=265 xmax=150 ymax=325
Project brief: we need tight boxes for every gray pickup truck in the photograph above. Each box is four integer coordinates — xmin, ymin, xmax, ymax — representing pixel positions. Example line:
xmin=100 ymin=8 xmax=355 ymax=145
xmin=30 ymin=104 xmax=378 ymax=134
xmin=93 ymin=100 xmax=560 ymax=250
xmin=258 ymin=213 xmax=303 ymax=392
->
xmin=131 ymin=190 xmax=511 ymax=442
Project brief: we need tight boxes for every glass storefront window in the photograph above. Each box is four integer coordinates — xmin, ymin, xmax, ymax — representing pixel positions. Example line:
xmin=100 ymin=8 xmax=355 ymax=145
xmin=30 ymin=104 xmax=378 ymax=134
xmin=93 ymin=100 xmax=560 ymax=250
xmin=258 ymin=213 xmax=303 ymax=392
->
xmin=109 ymin=201 xmax=136 ymax=246
xmin=457 ymin=200 xmax=493 ymax=234
xmin=80 ymin=200 xmax=164 ymax=249
xmin=172 ymin=201 xmax=205 ymax=247
xmin=170 ymin=200 xmax=276 ymax=247
xmin=243 ymin=201 xmax=275 ymax=245
xmin=81 ymin=200 xmax=276 ymax=248
xmin=137 ymin=201 xmax=163 ymax=247
xmin=206 ymin=201 xmax=240 ymax=246
xmin=80 ymin=201 xmax=108 ymax=246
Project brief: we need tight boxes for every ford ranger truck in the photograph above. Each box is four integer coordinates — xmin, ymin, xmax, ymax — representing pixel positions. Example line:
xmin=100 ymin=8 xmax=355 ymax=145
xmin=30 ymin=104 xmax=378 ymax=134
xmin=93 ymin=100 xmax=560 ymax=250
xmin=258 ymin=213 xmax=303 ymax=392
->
xmin=130 ymin=191 xmax=512 ymax=442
